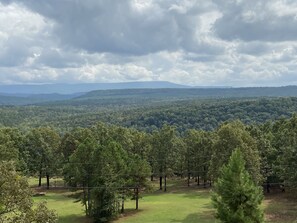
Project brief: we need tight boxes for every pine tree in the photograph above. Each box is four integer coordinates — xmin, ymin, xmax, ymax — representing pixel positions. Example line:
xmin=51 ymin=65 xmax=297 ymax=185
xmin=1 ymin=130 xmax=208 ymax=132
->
xmin=212 ymin=148 xmax=264 ymax=223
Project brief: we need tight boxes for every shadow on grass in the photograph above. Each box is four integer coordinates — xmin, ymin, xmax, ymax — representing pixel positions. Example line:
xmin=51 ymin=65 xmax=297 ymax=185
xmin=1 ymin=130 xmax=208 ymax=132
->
xmin=181 ymin=190 xmax=211 ymax=200
xmin=120 ymin=208 xmax=144 ymax=217
xmin=170 ymin=210 xmax=216 ymax=223
xmin=111 ymin=209 xmax=144 ymax=222
xmin=144 ymin=185 xmax=211 ymax=197
xmin=264 ymin=191 xmax=297 ymax=223
xmin=58 ymin=215 xmax=92 ymax=223
xmin=34 ymin=194 xmax=73 ymax=202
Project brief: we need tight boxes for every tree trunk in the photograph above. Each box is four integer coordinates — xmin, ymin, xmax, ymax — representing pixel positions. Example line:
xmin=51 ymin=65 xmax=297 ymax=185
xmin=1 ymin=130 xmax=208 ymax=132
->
xmin=164 ymin=175 xmax=167 ymax=192
xmin=187 ymin=172 xmax=190 ymax=187
xmin=197 ymin=175 xmax=200 ymax=186
xmin=203 ymin=166 xmax=206 ymax=188
xmin=135 ymin=187 xmax=139 ymax=210
xmin=187 ymin=160 xmax=190 ymax=186
xmin=83 ymin=187 xmax=88 ymax=216
xmin=87 ymin=187 xmax=91 ymax=215
xmin=46 ymin=173 xmax=50 ymax=190
xmin=151 ymin=175 xmax=154 ymax=181
xmin=159 ymin=176 xmax=163 ymax=190
xmin=38 ymin=170 xmax=42 ymax=187
xmin=266 ymin=168 xmax=270 ymax=193
xmin=121 ymin=194 xmax=125 ymax=213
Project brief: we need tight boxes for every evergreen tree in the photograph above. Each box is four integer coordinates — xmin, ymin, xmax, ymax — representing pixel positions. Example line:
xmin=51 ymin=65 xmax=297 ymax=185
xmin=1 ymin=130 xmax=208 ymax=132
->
xmin=212 ymin=148 xmax=264 ymax=223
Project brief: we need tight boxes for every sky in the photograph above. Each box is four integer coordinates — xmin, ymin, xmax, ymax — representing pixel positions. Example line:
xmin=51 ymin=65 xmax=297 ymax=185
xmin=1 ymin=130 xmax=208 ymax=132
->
xmin=0 ymin=0 xmax=297 ymax=86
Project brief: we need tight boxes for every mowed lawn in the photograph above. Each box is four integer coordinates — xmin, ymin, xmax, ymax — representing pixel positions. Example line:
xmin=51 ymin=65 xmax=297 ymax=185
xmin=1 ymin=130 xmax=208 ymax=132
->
xmin=113 ymin=189 xmax=217 ymax=223
xmin=31 ymin=179 xmax=297 ymax=223
xmin=33 ymin=191 xmax=91 ymax=223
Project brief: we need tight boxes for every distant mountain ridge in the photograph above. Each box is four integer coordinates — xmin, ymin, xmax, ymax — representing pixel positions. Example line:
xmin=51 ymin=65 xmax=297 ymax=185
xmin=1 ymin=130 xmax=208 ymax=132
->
xmin=78 ymin=86 xmax=297 ymax=99
xmin=0 ymin=93 xmax=81 ymax=105
xmin=0 ymin=81 xmax=189 ymax=95
xmin=42 ymin=86 xmax=297 ymax=107
xmin=1 ymin=84 xmax=297 ymax=106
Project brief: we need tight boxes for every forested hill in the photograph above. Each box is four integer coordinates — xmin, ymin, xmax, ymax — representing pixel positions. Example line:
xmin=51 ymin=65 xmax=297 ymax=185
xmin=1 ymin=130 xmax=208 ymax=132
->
xmin=79 ymin=86 xmax=297 ymax=99
xmin=0 ymin=93 xmax=80 ymax=105
xmin=1 ymin=85 xmax=297 ymax=106
xmin=1 ymin=97 xmax=297 ymax=131
xmin=43 ymin=86 xmax=297 ymax=107
xmin=2 ymin=86 xmax=297 ymax=131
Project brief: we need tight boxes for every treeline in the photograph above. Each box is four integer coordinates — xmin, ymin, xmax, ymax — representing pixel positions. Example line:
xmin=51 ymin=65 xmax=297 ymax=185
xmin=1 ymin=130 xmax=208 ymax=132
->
xmin=1 ymin=97 xmax=297 ymax=131
xmin=1 ymin=115 xmax=297 ymax=222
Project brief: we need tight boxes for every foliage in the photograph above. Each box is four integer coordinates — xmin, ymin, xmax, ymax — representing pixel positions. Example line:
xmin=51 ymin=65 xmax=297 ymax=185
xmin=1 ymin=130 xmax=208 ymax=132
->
xmin=151 ymin=125 xmax=180 ymax=190
xmin=184 ymin=130 xmax=214 ymax=185
xmin=212 ymin=149 xmax=264 ymax=223
xmin=0 ymin=161 xmax=57 ymax=223
xmin=269 ymin=115 xmax=297 ymax=187
xmin=23 ymin=127 xmax=61 ymax=187
xmin=64 ymin=126 xmax=151 ymax=222
xmin=210 ymin=121 xmax=262 ymax=183
xmin=1 ymin=97 xmax=297 ymax=132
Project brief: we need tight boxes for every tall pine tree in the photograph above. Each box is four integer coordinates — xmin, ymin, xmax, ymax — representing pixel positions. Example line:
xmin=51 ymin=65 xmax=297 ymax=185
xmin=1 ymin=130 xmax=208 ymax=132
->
xmin=212 ymin=148 xmax=264 ymax=223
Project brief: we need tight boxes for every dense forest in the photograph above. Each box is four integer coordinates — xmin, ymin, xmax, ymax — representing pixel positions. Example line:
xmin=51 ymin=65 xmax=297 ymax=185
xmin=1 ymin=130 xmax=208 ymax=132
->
xmin=1 ymin=88 xmax=297 ymax=222
xmin=1 ymin=97 xmax=297 ymax=132
xmin=1 ymin=115 xmax=297 ymax=222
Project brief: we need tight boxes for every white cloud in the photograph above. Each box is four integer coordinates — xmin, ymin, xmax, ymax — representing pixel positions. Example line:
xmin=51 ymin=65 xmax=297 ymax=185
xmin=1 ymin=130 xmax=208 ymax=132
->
xmin=0 ymin=0 xmax=297 ymax=87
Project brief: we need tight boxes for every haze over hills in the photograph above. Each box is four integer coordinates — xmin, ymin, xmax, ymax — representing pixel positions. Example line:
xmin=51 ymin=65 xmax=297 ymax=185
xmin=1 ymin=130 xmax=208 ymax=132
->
xmin=54 ymin=86 xmax=297 ymax=106
xmin=0 ymin=81 xmax=189 ymax=95
xmin=1 ymin=82 xmax=297 ymax=106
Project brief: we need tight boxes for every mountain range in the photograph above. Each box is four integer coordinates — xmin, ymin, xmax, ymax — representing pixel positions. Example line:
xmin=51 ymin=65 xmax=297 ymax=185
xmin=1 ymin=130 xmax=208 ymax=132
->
xmin=1 ymin=81 xmax=297 ymax=106
xmin=0 ymin=81 xmax=188 ymax=95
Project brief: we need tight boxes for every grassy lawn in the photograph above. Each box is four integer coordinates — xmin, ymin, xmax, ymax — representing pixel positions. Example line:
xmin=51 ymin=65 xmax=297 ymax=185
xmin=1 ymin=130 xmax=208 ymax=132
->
xmin=113 ymin=188 xmax=217 ymax=223
xmin=264 ymin=191 xmax=297 ymax=223
xmin=33 ymin=190 xmax=91 ymax=223
xmin=31 ymin=179 xmax=297 ymax=223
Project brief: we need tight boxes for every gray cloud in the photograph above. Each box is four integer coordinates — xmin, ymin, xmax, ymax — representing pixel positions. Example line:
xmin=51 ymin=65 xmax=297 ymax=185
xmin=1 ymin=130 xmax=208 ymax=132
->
xmin=1 ymin=0 xmax=218 ymax=55
xmin=0 ymin=0 xmax=297 ymax=86
xmin=213 ymin=0 xmax=297 ymax=42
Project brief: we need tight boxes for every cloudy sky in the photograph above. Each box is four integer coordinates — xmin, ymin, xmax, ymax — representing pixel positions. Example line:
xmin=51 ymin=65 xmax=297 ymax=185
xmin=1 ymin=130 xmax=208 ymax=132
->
xmin=0 ymin=0 xmax=297 ymax=86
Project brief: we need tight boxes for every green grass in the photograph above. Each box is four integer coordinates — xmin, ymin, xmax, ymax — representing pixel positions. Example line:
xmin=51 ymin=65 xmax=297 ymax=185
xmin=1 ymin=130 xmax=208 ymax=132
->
xmin=31 ymin=178 xmax=297 ymax=223
xmin=33 ymin=190 xmax=91 ymax=223
xmin=264 ymin=191 xmax=297 ymax=223
xmin=113 ymin=188 xmax=217 ymax=223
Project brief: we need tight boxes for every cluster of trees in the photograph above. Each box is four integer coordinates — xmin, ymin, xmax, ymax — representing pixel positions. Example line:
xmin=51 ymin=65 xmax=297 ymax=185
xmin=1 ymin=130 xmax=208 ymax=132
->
xmin=1 ymin=114 xmax=297 ymax=222
xmin=0 ymin=127 xmax=58 ymax=222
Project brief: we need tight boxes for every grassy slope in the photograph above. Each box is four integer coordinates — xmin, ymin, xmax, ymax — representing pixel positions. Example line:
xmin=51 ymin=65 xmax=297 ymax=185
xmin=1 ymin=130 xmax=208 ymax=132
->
xmin=31 ymin=179 xmax=297 ymax=223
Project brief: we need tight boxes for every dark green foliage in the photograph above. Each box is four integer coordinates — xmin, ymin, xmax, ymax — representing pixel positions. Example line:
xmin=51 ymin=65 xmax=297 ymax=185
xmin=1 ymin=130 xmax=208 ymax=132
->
xmin=23 ymin=127 xmax=61 ymax=187
xmin=210 ymin=121 xmax=262 ymax=183
xmin=64 ymin=125 xmax=151 ymax=222
xmin=184 ymin=130 xmax=214 ymax=185
xmin=151 ymin=125 xmax=180 ymax=190
xmin=1 ymin=96 xmax=297 ymax=132
xmin=269 ymin=115 xmax=297 ymax=187
xmin=212 ymin=149 xmax=264 ymax=223
xmin=2 ymin=91 xmax=297 ymax=222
